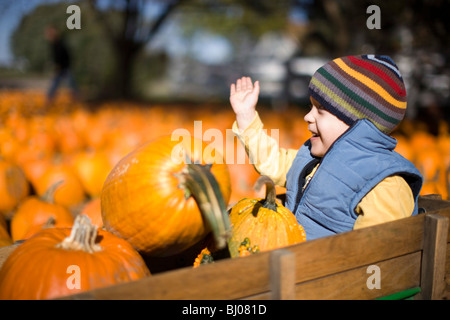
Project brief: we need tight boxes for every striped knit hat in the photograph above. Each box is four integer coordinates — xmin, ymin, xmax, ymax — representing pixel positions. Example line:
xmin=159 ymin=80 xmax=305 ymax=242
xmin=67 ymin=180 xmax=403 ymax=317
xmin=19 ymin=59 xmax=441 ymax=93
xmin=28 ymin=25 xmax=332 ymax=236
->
xmin=308 ymin=54 xmax=407 ymax=134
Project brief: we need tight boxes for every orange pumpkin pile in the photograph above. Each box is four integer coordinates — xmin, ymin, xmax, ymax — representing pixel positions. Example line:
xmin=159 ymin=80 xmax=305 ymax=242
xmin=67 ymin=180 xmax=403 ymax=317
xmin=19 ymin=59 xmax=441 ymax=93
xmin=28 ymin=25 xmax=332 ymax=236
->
xmin=0 ymin=89 xmax=448 ymax=299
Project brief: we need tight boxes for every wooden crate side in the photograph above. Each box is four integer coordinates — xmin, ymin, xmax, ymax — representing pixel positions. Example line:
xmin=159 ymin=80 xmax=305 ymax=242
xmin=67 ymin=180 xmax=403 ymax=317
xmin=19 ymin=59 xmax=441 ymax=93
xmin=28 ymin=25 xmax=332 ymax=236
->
xmin=245 ymin=252 xmax=421 ymax=300
xmin=269 ymin=249 xmax=296 ymax=300
xmin=419 ymin=214 xmax=449 ymax=300
xmin=247 ymin=213 xmax=448 ymax=300
xmin=444 ymin=244 xmax=450 ymax=300
xmin=422 ymin=204 xmax=450 ymax=299
xmin=288 ymin=214 xmax=425 ymax=284
xmin=418 ymin=197 xmax=450 ymax=215
xmin=62 ymin=249 xmax=274 ymax=300
xmin=438 ymin=208 xmax=450 ymax=241
xmin=63 ymin=210 xmax=430 ymax=300
xmin=293 ymin=252 xmax=422 ymax=300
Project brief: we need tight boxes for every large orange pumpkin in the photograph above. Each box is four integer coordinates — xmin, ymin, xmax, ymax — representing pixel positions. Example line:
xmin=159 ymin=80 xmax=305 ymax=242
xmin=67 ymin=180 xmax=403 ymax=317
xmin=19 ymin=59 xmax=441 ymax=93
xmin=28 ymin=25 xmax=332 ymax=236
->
xmin=228 ymin=176 xmax=306 ymax=258
xmin=101 ymin=135 xmax=232 ymax=257
xmin=0 ymin=215 xmax=150 ymax=300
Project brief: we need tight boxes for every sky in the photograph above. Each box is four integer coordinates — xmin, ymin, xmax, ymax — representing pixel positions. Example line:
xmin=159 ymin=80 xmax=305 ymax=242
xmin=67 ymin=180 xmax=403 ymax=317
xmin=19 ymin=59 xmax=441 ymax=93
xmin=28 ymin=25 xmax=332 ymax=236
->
xmin=1 ymin=0 xmax=75 ymax=65
xmin=0 ymin=1 xmax=36 ymax=65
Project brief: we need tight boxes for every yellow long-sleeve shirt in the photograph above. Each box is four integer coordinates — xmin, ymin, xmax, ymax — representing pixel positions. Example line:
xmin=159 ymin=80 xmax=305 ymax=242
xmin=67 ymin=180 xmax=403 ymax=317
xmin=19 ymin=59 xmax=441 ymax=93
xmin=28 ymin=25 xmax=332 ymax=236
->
xmin=232 ymin=112 xmax=414 ymax=230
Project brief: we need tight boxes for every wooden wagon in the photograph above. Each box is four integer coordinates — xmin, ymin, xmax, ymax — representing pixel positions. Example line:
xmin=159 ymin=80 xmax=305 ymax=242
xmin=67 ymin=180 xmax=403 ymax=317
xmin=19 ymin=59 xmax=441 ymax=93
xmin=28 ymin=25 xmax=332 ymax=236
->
xmin=1 ymin=195 xmax=449 ymax=300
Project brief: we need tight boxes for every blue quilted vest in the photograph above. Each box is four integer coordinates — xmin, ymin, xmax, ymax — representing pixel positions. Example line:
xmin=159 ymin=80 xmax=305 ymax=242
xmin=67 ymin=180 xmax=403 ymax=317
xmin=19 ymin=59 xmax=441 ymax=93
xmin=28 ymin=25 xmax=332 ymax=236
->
xmin=285 ymin=119 xmax=423 ymax=241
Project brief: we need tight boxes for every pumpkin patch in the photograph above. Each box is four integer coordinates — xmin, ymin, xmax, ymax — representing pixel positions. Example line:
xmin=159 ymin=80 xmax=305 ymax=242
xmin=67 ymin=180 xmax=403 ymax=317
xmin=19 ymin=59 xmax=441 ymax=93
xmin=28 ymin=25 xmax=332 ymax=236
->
xmin=0 ymin=90 xmax=448 ymax=299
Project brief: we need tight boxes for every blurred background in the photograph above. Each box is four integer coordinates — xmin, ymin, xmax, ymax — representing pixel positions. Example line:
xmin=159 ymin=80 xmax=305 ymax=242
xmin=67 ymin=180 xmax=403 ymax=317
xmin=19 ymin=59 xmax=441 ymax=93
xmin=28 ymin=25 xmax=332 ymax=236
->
xmin=0 ymin=0 xmax=448 ymax=114
xmin=0 ymin=0 xmax=449 ymax=205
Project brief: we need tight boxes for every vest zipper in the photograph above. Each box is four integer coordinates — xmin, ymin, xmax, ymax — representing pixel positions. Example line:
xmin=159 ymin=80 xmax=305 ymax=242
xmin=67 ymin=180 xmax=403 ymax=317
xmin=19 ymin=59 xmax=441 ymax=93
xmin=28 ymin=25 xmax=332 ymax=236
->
xmin=293 ymin=158 xmax=320 ymax=213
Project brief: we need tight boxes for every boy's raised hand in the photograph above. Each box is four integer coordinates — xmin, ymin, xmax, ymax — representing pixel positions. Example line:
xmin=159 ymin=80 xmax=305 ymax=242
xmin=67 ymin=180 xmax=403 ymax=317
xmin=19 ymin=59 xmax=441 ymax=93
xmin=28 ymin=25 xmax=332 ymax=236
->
xmin=230 ymin=76 xmax=259 ymax=131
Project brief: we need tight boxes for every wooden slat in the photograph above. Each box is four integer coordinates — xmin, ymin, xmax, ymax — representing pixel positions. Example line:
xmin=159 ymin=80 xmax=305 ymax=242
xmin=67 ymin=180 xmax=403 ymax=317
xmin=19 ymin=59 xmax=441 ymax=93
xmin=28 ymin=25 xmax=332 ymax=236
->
xmin=444 ymin=244 xmax=450 ymax=300
xmin=294 ymin=252 xmax=422 ymax=300
xmin=246 ymin=252 xmax=421 ymax=300
xmin=62 ymin=249 xmax=274 ymax=300
xmin=421 ymin=200 xmax=450 ymax=242
xmin=418 ymin=197 xmax=450 ymax=215
xmin=424 ymin=199 xmax=450 ymax=299
xmin=288 ymin=214 xmax=425 ymax=284
xmin=420 ymin=214 xmax=449 ymax=300
xmin=269 ymin=249 xmax=295 ymax=300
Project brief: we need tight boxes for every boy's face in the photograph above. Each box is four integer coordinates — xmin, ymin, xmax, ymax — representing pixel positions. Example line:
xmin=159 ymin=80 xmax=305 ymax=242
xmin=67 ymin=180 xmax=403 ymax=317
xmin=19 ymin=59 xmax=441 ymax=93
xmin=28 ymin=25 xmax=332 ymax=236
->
xmin=304 ymin=97 xmax=350 ymax=157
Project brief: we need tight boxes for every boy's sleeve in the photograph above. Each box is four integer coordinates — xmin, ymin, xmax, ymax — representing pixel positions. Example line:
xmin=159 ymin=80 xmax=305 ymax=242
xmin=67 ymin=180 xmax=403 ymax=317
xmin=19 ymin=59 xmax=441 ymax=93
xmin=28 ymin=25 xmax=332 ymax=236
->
xmin=353 ymin=175 xmax=415 ymax=229
xmin=232 ymin=112 xmax=298 ymax=187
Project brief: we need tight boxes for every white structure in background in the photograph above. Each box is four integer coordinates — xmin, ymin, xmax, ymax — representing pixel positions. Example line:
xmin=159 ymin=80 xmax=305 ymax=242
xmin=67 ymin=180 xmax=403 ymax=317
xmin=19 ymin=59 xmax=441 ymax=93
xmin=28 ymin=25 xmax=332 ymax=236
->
xmin=247 ymin=32 xmax=297 ymax=98
xmin=165 ymin=30 xmax=330 ymax=106
xmin=247 ymin=32 xmax=328 ymax=108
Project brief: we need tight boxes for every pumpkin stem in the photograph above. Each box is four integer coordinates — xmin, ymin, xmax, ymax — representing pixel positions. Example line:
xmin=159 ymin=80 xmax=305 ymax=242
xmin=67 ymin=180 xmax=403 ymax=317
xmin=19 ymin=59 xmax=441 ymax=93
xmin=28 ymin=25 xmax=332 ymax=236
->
xmin=253 ymin=176 xmax=278 ymax=211
xmin=56 ymin=214 xmax=102 ymax=253
xmin=41 ymin=180 xmax=64 ymax=204
xmin=179 ymin=163 xmax=231 ymax=250
xmin=43 ymin=216 xmax=56 ymax=229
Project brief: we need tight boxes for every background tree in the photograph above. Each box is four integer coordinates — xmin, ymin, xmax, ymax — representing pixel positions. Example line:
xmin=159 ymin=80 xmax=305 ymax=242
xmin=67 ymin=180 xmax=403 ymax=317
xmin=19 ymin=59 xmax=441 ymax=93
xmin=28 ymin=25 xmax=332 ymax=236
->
xmin=10 ymin=0 xmax=292 ymax=100
xmin=86 ymin=0 xmax=292 ymax=98
xmin=11 ymin=2 xmax=118 ymax=99
xmin=6 ymin=0 xmax=450 ymax=115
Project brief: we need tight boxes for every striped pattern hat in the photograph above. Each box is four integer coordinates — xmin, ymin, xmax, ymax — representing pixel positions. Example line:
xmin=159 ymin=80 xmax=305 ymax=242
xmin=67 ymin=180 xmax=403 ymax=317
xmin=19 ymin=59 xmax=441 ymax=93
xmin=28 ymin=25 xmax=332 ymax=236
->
xmin=308 ymin=54 xmax=407 ymax=134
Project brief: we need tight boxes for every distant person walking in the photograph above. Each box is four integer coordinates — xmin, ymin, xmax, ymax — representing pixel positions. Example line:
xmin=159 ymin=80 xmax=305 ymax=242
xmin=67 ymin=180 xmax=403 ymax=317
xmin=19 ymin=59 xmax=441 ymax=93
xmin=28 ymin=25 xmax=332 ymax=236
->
xmin=45 ymin=26 xmax=78 ymax=104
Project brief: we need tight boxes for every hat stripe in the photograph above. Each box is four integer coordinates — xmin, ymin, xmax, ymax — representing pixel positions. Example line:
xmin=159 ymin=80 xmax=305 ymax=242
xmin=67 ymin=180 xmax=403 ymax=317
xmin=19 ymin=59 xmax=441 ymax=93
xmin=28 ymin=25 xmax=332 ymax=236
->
xmin=314 ymin=71 xmax=402 ymax=129
xmin=310 ymin=77 xmax=391 ymax=133
xmin=317 ymin=67 xmax=401 ymax=125
xmin=342 ymin=57 xmax=406 ymax=102
xmin=326 ymin=61 xmax=405 ymax=116
xmin=309 ymin=85 xmax=358 ymax=126
xmin=310 ymin=77 xmax=367 ymax=120
xmin=334 ymin=58 xmax=407 ymax=109
xmin=365 ymin=55 xmax=402 ymax=79
xmin=348 ymin=56 xmax=406 ymax=97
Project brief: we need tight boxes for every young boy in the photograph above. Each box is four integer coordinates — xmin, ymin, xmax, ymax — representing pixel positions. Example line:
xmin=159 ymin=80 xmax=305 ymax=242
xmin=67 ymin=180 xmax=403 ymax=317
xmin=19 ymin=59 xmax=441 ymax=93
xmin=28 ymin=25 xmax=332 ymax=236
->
xmin=230 ymin=54 xmax=423 ymax=240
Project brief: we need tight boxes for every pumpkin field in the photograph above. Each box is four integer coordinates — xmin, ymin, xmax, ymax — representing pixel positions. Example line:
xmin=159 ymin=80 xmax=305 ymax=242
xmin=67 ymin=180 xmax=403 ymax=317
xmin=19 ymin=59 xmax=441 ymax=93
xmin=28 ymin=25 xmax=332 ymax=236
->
xmin=0 ymin=89 xmax=449 ymax=299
